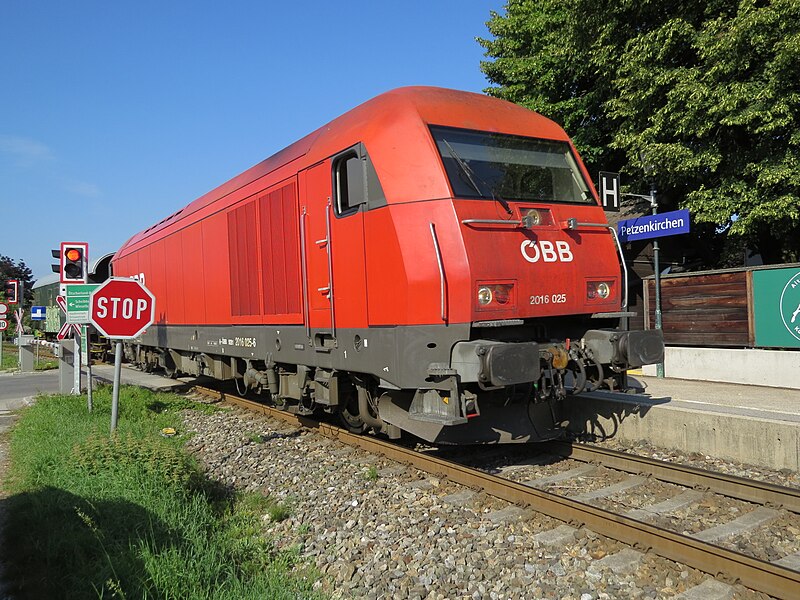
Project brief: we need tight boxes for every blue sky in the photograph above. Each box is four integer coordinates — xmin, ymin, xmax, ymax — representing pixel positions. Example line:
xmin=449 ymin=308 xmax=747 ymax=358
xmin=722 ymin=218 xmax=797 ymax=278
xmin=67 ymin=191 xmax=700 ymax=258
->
xmin=1 ymin=1 xmax=498 ymax=281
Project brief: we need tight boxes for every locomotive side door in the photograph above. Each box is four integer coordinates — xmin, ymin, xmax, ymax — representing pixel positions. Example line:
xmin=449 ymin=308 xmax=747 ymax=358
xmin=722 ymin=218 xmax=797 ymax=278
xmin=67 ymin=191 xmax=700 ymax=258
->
xmin=301 ymin=150 xmax=369 ymax=350
xmin=301 ymin=161 xmax=336 ymax=344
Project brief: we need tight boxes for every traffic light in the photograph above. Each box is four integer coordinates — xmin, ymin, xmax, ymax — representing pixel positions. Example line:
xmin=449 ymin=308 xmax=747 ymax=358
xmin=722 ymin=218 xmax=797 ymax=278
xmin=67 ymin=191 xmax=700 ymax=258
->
xmin=56 ymin=242 xmax=89 ymax=283
xmin=3 ymin=279 xmax=18 ymax=304
xmin=51 ymin=248 xmax=61 ymax=274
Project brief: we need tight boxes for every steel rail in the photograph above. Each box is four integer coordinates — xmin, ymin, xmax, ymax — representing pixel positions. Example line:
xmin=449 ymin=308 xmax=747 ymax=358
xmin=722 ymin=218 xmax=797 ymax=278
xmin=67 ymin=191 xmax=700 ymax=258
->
xmin=543 ymin=440 xmax=800 ymax=513
xmin=193 ymin=386 xmax=800 ymax=600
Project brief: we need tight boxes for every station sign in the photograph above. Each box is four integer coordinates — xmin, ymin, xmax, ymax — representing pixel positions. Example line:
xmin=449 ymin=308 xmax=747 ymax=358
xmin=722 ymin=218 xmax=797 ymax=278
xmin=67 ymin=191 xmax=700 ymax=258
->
xmin=617 ymin=209 xmax=690 ymax=243
xmin=31 ymin=306 xmax=46 ymax=321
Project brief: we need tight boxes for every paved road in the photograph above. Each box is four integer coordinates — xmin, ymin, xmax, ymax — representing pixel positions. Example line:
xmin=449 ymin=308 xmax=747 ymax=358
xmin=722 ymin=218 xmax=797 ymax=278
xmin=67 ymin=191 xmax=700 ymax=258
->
xmin=0 ymin=371 xmax=61 ymax=434
xmin=0 ymin=371 xmax=60 ymax=405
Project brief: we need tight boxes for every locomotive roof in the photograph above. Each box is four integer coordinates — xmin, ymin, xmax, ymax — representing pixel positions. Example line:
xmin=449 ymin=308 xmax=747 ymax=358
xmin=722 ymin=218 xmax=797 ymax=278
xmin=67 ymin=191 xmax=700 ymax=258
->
xmin=116 ymin=86 xmax=574 ymax=257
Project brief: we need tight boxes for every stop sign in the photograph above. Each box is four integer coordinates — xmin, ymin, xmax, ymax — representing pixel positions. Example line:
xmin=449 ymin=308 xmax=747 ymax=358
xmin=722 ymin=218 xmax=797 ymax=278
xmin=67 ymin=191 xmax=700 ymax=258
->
xmin=89 ymin=278 xmax=156 ymax=339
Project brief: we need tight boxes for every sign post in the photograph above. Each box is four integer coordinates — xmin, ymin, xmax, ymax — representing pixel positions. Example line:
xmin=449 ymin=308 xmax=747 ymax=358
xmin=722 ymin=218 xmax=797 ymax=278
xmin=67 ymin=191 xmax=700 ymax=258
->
xmin=0 ymin=301 xmax=6 ymax=367
xmin=618 ymin=196 xmax=692 ymax=378
xmin=89 ymin=278 xmax=156 ymax=432
xmin=73 ymin=326 xmax=81 ymax=395
xmin=649 ymin=186 xmax=663 ymax=379
xmin=110 ymin=340 xmax=123 ymax=431
xmin=82 ymin=325 xmax=93 ymax=412
xmin=13 ymin=281 xmax=25 ymax=373
xmin=56 ymin=295 xmax=82 ymax=394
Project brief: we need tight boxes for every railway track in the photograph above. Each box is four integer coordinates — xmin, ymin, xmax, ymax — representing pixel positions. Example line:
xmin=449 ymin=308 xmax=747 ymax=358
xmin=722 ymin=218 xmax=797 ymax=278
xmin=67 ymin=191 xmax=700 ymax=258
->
xmin=192 ymin=385 xmax=800 ymax=599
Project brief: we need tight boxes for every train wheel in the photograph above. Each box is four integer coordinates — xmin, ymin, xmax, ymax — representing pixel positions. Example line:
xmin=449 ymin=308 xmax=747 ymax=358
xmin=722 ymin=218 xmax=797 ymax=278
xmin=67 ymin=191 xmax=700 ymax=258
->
xmin=163 ymin=354 xmax=178 ymax=379
xmin=338 ymin=388 xmax=366 ymax=433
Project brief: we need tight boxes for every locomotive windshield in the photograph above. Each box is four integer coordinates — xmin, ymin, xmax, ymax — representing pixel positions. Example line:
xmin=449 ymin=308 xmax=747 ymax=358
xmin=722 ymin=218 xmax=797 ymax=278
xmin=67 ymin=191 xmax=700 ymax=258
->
xmin=430 ymin=126 xmax=593 ymax=205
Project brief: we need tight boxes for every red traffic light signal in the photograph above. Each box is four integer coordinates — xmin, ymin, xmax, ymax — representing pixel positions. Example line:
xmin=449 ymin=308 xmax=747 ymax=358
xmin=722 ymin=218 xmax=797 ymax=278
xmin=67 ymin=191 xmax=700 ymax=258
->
xmin=3 ymin=280 xmax=19 ymax=304
xmin=58 ymin=242 xmax=89 ymax=283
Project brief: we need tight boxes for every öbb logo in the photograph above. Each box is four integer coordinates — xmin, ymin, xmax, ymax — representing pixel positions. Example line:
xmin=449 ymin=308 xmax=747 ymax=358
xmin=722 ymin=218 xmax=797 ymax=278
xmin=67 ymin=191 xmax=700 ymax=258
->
xmin=520 ymin=240 xmax=574 ymax=264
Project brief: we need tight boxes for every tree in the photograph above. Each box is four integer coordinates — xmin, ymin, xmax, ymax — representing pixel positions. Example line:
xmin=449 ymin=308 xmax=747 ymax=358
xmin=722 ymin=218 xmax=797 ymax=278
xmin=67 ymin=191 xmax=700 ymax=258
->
xmin=0 ymin=255 xmax=34 ymax=307
xmin=479 ymin=0 xmax=800 ymax=264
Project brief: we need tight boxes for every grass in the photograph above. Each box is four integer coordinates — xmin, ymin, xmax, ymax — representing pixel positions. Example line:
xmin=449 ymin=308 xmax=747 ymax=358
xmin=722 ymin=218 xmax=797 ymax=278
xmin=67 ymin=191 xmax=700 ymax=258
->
xmin=247 ymin=432 xmax=266 ymax=444
xmin=2 ymin=385 xmax=323 ymax=600
xmin=364 ymin=465 xmax=379 ymax=481
xmin=1 ymin=340 xmax=18 ymax=370
xmin=1 ymin=340 xmax=58 ymax=371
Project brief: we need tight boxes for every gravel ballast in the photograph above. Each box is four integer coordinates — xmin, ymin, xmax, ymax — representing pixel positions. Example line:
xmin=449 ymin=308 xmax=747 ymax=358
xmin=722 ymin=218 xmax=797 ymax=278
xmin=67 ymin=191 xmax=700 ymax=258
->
xmin=180 ymin=405 xmax=776 ymax=599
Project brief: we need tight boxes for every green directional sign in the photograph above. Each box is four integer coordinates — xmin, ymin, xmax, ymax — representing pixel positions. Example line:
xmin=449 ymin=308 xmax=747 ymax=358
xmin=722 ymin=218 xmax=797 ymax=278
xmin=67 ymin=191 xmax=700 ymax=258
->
xmin=65 ymin=284 xmax=100 ymax=324
xmin=752 ymin=267 xmax=800 ymax=349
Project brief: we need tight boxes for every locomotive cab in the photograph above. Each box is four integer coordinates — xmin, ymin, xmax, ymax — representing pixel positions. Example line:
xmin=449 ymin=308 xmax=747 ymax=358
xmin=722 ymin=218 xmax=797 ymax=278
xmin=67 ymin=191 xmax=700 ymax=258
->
xmin=372 ymin=118 xmax=664 ymax=443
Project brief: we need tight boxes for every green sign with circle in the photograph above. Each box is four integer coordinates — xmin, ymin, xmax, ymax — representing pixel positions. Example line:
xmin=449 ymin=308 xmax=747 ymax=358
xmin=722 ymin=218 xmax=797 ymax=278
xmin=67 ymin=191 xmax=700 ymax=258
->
xmin=752 ymin=267 xmax=800 ymax=348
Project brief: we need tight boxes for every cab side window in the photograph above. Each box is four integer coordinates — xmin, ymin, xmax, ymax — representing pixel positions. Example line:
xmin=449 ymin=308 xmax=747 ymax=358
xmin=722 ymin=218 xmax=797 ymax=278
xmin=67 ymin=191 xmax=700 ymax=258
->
xmin=333 ymin=151 xmax=365 ymax=216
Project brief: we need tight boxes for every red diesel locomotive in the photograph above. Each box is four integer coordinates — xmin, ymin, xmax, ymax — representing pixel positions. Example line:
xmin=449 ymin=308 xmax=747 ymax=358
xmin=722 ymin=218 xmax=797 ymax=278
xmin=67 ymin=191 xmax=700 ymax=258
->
xmin=112 ymin=87 xmax=663 ymax=444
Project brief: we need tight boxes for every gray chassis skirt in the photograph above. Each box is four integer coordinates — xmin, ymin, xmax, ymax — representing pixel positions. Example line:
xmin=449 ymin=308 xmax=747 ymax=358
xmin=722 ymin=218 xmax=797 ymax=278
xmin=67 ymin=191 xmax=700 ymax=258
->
xmin=133 ymin=322 xmax=565 ymax=444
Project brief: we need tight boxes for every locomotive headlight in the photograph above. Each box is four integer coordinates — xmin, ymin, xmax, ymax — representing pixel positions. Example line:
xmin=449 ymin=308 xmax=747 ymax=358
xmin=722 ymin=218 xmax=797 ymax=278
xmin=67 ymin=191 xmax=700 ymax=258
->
xmin=521 ymin=208 xmax=553 ymax=228
xmin=476 ymin=283 xmax=515 ymax=308
xmin=522 ymin=209 xmax=541 ymax=228
xmin=477 ymin=286 xmax=493 ymax=305
xmin=587 ymin=281 xmax=612 ymax=300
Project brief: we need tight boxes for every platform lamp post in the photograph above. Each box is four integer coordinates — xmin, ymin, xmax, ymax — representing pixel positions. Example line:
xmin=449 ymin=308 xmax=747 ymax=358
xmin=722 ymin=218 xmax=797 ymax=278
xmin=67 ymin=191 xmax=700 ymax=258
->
xmin=641 ymin=154 xmax=665 ymax=378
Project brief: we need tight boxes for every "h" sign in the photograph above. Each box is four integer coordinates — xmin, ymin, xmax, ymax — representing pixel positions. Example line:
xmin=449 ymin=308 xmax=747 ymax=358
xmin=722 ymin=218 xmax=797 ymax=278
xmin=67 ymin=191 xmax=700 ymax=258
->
xmin=599 ymin=171 xmax=620 ymax=212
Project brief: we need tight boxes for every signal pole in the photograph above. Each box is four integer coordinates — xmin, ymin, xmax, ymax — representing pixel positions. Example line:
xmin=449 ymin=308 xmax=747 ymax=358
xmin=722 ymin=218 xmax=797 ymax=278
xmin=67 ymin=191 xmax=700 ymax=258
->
xmin=16 ymin=281 xmax=24 ymax=371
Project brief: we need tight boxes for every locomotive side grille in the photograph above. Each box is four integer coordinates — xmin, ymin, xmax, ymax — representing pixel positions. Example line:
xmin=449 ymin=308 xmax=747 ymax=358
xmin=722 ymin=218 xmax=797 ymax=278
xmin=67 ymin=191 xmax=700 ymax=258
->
xmin=227 ymin=200 xmax=260 ymax=316
xmin=259 ymin=182 xmax=302 ymax=316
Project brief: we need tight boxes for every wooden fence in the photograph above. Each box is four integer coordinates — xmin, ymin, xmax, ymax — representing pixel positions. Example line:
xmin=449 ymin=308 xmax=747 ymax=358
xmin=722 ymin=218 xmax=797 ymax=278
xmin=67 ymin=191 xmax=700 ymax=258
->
xmin=642 ymin=264 xmax=799 ymax=347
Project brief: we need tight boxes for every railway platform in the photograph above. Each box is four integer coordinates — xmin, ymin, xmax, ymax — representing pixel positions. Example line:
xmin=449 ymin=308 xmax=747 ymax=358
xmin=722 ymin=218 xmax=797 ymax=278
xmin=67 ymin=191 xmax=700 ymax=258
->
xmin=568 ymin=374 xmax=800 ymax=472
xmin=86 ymin=363 xmax=194 ymax=393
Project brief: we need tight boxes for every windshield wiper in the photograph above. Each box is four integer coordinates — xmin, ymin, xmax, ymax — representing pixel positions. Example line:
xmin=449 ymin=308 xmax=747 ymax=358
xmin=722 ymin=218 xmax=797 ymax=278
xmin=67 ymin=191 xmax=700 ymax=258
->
xmin=443 ymin=140 xmax=512 ymax=215
xmin=443 ymin=140 xmax=483 ymax=197
xmin=567 ymin=165 xmax=592 ymax=203
xmin=489 ymin=189 xmax=513 ymax=215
